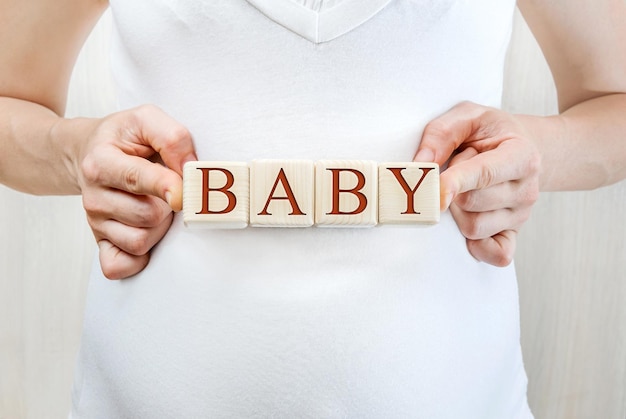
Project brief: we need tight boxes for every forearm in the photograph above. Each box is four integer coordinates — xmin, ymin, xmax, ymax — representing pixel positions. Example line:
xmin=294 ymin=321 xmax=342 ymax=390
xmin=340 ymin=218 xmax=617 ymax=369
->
xmin=518 ymin=93 xmax=626 ymax=192
xmin=0 ymin=97 xmax=97 ymax=195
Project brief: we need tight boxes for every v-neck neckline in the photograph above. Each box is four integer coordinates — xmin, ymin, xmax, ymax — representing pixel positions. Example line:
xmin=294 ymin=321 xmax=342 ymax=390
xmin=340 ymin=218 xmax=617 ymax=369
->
xmin=245 ymin=0 xmax=393 ymax=43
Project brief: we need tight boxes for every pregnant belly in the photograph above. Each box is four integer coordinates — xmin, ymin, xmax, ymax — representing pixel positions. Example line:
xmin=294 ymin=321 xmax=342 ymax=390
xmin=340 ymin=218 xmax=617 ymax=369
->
xmin=71 ymin=212 xmax=525 ymax=418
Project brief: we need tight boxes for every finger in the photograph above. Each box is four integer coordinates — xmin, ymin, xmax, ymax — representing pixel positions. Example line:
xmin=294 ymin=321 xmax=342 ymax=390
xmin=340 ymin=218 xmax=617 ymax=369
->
xmin=82 ymin=150 xmax=184 ymax=211
xmin=98 ymin=239 xmax=150 ymax=280
xmin=466 ymin=230 xmax=517 ymax=267
xmin=95 ymin=213 xmax=173 ymax=257
xmin=449 ymin=202 xmax=528 ymax=241
xmin=439 ymin=141 xmax=534 ymax=209
xmin=83 ymin=188 xmax=172 ymax=228
xmin=448 ymin=146 xmax=478 ymax=167
xmin=438 ymin=147 xmax=478 ymax=211
xmin=125 ymin=105 xmax=198 ymax=175
xmin=454 ymin=179 xmax=538 ymax=212
xmin=413 ymin=101 xmax=486 ymax=165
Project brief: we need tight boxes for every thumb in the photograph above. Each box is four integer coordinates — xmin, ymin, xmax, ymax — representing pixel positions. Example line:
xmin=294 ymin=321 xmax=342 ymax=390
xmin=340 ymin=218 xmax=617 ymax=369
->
xmin=413 ymin=102 xmax=485 ymax=165
xmin=86 ymin=148 xmax=186 ymax=211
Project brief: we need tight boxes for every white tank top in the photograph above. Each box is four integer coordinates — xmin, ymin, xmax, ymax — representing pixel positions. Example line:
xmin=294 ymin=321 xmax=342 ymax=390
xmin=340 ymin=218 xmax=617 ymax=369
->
xmin=71 ymin=1 xmax=533 ymax=417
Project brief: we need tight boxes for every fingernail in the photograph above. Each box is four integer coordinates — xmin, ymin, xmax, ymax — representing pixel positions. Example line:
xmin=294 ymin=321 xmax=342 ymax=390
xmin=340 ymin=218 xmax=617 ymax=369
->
xmin=441 ymin=192 xmax=454 ymax=210
xmin=165 ymin=190 xmax=173 ymax=207
xmin=414 ymin=148 xmax=434 ymax=162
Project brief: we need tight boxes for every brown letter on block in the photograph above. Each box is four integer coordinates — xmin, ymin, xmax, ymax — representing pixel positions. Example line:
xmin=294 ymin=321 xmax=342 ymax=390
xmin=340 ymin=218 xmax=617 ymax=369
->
xmin=196 ymin=168 xmax=237 ymax=215
xmin=378 ymin=162 xmax=439 ymax=225
xmin=315 ymin=160 xmax=378 ymax=227
xmin=257 ymin=168 xmax=306 ymax=216
xmin=183 ymin=161 xmax=249 ymax=228
xmin=325 ymin=168 xmax=368 ymax=215
xmin=250 ymin=160 xmax=314 ymax=227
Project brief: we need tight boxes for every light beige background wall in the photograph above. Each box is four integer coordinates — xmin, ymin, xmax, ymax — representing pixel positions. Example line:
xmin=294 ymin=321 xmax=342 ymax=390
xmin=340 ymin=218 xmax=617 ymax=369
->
xmin=1 ymin=8 xmax=625 ymax=419
xmin=505 ymin=10 xmax=626 ymax=419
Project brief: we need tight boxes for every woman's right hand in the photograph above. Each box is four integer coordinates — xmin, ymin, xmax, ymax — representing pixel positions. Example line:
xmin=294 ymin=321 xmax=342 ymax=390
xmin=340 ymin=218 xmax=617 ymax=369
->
xmin=75 ymin=105 xmax=197 ymax=279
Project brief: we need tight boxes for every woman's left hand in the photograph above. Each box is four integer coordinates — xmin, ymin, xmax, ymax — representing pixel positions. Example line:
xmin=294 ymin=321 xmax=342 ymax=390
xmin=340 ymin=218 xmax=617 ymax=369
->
xmin=414 ymin=101 xmax=542 ymax=267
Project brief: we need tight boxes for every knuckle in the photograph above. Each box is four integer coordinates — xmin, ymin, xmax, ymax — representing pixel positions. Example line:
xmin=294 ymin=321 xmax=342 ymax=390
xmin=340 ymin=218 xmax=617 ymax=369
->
xmin=86 ymin=220 xmax=103 ymax=239
xmin=495 ymin=232 xmax=517 ymax=267
xmin=516 ymin=179 xmax=540 ymax=207
xmin=138 ymin=212 xmax=160 ymax=229
xmin=82 ymin=193 xmax=102 ymax=214
xmin=162 ymin=126 xmax=192 ymax=152
xmin=513 ymin=200 xmax=535 ymax=226
xmin=455 ymin=191 xmax=478 ymax=211
xmin=455 ymin=100 xmax=476 ymax=111
xmin=98 ymin=240 xmax=149 ymax=279
xmin=423 ymin=120 xmax=453 ymax=139
xmin=123 ymin=166 xmax=142 ymax=193
xmin=169 ymin=125 xmax=191 ymax=142
xmin=140 ymin=201 xmax=168 ymax=227
xmin=524 ymin=185 xmax=540 ymax=206
xmin=482 ymin=108 xmax=501 ymax=121
xmin=126 ymin=229 xmax=153 ymax=256
xmin=458 ymin=214 xmax=484 ymax=240
xmin=526 ymin=150 xmax=542 ymax=176
xmin=80 ymin=155 xmax=102 ymax=185
xmin=477 ymin=165 xmax=497 ymax=189
xmin=483 ymin=113 xmax=504 ymax=130
xmin=457 ymin=101 xmax=488 ymax=117
xmin=102 ymin=111 xmax=133 ymax=137
xmin=493 ymin=249 xmax=514 ymax=267
xmin=135 ymin=103 xmax=161 ymax=117
xmin=98 ymin=246 xmax=123 ymax=280
xmin=100 ymin=260 xmax=122 ymax=280
xmin=126 ymin=105 xmax=158 ymax=129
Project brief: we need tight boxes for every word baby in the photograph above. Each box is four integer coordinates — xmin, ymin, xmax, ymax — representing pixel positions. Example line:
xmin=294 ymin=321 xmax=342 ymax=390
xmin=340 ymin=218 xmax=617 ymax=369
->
xmin=183 ymin=160 xmax=440 ymax=228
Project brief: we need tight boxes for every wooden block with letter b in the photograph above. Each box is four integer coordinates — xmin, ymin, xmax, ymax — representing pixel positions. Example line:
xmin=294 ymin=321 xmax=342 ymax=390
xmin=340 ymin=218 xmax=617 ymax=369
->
xmin=378 ymin=162 xmax=440 ymax=225
xmin=315 ymin=160 xmax=378 ymax=227
xmin=250 ymin=160 xmax=315 ymax=227
xmin=183 ymin=161 xmax=249 ymax=228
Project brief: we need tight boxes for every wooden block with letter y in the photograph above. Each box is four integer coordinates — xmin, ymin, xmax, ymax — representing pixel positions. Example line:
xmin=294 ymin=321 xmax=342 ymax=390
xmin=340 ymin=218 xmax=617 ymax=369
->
xmin=315 ymin=160 xmax=378 ymax=227
xmin=250 ymin=160 xmax=315 ymax=227
xmin=183 ymin=161 xmax=249 ymax=228
xmin=378 ymin=162 xmax=440 ymax=225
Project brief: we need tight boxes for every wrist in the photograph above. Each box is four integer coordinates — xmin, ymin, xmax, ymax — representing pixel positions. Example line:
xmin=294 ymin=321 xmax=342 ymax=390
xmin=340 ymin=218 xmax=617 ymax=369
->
xmin=49 ymin=116 xmax=100 ymax=194
xmin=512 ymin=112 xmax=565 ymax=192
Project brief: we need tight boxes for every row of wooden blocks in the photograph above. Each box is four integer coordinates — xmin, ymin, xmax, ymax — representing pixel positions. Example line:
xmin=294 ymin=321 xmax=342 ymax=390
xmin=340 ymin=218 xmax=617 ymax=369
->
xmin=183 ymin=160 xmax=440 ymax=228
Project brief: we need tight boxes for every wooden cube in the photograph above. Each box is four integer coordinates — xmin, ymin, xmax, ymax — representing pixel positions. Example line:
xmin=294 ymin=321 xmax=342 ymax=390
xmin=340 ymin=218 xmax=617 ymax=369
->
xmin=315 ymin=160 xmax=378 ymax=227
xmin=183 ymin=161 xmax=249 ymax=228
xmin=378 ymin=162 xmax=440 ymax=225
xmin=250 ymin=160 xmax=315 ymax=227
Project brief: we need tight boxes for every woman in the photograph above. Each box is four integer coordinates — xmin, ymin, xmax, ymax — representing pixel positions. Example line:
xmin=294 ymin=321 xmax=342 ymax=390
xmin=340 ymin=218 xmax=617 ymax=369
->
xmin=1 ymin=0 xmax=625 ymax=417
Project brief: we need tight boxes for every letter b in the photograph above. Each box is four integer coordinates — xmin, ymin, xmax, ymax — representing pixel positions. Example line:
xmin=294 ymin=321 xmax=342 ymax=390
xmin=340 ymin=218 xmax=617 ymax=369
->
xmin=315 ymin=160 xmax=378 ymax=227
xmin=182 ymin=161 xmax=249 ymax=229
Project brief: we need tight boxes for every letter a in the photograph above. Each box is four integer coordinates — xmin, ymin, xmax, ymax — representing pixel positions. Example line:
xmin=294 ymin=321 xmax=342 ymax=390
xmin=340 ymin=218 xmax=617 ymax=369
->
xmin=258 ymin=168 xmax=306 ymax=216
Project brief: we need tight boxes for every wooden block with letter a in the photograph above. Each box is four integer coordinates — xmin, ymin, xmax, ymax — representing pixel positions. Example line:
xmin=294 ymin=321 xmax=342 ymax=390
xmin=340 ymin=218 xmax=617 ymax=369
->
xmin=378 ymin=162 xmax=440 ymax=225
xmin=315 ymin=160 xmax=378 ymax=227
xmin=250 ymin=160 xmax=315 ymax=227
xmin=183 ymin=161 xmax=249 ymax=228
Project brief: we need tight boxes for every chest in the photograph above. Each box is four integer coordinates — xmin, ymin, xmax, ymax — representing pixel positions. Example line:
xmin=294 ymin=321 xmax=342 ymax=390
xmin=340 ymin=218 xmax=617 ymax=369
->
xmin=108 ymin=0 xmax=516 ymax=161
